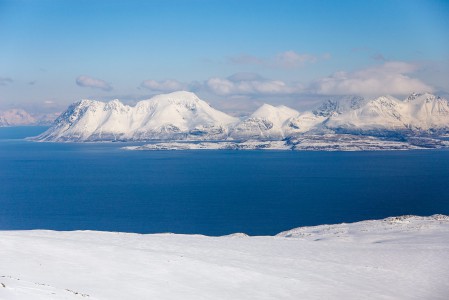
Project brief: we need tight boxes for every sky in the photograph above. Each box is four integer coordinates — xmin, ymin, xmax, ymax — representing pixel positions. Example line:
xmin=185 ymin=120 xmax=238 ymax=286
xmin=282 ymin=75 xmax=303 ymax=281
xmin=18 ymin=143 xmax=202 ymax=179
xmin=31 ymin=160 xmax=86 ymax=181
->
xmin=1 ymin=0 xmax=448 ymax=114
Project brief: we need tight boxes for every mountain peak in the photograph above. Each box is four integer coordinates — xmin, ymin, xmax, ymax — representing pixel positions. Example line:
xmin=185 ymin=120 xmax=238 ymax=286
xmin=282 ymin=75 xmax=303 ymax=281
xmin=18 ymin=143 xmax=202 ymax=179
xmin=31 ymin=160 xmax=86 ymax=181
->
xmin=405 ymin=92 xmax=435 ymax=102
xmin=105 ymin=99 xmax=128 ymax=112
xmin=404 ymin=92 xmax=442 ymax=104
xmin=252 ymin=104 xmax=298 ymax=118
xmin=77 ymin=99 xmax=98 ymax=105
xmin=148 ymin=91 xmax=200 ymax=103
xmin=313 ymin=96 xmax=366 ymax=117
xmin=372 ymin=95 xmax=398 ymax=102
xmin=406 ymin=92 xmax=422 ymax=102
xmin=35 ymin=91 xmax=238 ymax=141
xmin=253 ymin=103 xmax=276 ymax=114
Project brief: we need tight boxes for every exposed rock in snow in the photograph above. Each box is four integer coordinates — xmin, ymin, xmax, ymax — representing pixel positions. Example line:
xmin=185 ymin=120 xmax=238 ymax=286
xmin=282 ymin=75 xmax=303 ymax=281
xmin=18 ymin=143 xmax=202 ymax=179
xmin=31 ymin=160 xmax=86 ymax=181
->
xmin=1 ymin=215 xmax=448 ymax=300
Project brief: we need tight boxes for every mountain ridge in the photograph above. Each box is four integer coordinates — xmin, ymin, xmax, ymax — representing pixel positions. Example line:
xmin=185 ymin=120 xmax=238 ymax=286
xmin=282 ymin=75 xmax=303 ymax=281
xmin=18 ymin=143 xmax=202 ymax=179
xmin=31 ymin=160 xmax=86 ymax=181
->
xmin=36 ymin=91 xmax=239 ymax=141
xmin=31 ymin=91 xmax=449 ymax=143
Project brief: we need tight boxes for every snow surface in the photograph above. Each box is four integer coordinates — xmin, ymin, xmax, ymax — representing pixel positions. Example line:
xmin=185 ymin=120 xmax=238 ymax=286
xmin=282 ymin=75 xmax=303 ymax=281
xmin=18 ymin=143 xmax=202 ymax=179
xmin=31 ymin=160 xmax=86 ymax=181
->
xmin=1 ymin=215 xmax=448 ymax=300
xmin=31 ymin=92 xmax=449 ymax=149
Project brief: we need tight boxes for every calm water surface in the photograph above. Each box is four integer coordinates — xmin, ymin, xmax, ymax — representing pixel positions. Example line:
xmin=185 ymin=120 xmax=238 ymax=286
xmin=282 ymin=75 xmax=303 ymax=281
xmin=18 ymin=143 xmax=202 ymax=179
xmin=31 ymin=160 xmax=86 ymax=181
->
xmin=1 ymin=127 xmax=448 ymax=235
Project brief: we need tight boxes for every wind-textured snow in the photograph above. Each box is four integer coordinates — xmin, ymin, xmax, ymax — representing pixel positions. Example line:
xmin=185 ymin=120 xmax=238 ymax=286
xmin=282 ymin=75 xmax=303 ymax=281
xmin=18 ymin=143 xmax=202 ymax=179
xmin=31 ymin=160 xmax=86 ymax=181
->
xmin=32 ymin=91 xmax=449 ymax=147
xmin=1 ymin=215 xmax=448 ymax=299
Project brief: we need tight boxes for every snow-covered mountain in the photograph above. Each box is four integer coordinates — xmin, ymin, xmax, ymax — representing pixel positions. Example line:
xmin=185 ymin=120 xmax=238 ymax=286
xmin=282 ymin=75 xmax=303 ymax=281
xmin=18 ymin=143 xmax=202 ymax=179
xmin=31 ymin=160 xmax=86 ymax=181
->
xmin=0 ymin=109 xmax=36 ymax=126
xmin=0 ymin=109 xmax=59 ymax=126
xmin=325 ymin=93 xmax=449 ymax=136
xmin=35 ymin=91 xmax=239 ymax=141
xmin=32 ymin=91 xmax=449 ymax=143
xmin=230 ymin=104 xmax=300 ymax=140
xmin=313 ymin=96 xmax=366 ymax=117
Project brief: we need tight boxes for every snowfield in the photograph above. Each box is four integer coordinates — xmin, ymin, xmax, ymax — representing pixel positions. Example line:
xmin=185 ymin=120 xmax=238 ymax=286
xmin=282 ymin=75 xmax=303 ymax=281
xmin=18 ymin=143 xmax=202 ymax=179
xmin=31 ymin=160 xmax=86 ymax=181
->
xmin=1 ymin=215 xmax=448 ymax=300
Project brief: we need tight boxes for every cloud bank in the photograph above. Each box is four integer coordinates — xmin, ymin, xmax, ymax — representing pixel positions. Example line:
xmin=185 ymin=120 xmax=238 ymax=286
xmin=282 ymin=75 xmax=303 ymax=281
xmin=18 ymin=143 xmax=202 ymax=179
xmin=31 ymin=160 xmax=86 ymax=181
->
xmin=311 ymin=61 xmax=433 ymax=96
xmin=76 ymin=75 xmax=112 ymax=91
xmin=229 ymin=51 xmax=328 ymax=69
xmin=206 ymin=73 xmax=302 ymax=96
xmin=140 ymin=61 xmax=434 ymax=102
xmin=140 ymin=79 xmax=186 ymax=92
xmin=273 ymin=51 xmax=319 ymax=68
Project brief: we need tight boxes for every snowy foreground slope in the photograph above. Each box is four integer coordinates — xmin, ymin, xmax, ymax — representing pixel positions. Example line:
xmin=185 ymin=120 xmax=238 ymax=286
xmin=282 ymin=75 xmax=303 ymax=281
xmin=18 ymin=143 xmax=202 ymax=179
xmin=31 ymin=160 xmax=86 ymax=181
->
xmin=33 ymin=92 xmax=449 ymax=149
xmin=1 ymin=215 xmax=448 ymax=300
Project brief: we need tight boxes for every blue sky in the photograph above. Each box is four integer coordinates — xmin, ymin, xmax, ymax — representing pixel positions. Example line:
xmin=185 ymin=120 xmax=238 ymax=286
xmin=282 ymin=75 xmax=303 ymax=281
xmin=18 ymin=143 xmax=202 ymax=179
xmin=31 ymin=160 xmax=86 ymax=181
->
xmin=1 ymin=0 xmax=448 ymax=113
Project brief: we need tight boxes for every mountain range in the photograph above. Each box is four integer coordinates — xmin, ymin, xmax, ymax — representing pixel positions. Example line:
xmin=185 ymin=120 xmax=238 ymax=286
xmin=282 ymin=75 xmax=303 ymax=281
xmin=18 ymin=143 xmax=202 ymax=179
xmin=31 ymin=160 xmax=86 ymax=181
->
xmin=0 ymin=109 xmax=59 ymax=126
xmin=33 ymin=91 xmax=449 ymax=144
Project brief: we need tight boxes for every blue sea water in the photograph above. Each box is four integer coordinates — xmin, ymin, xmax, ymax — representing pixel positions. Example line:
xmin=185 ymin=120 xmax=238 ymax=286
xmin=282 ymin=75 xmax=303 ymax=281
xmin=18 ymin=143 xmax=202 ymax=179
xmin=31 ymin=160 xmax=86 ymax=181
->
xmin=1 ymin=126 xmax=449 ymax=236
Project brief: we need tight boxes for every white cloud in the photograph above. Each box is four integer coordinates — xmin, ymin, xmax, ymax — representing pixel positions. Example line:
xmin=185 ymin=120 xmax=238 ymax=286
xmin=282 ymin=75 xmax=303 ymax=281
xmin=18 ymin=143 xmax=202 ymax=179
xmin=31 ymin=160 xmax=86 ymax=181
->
xmin=76 ymin=75 xmax=112 ymax=91
xmin=227 ymin=72 xmax=264 ymax=81
xmin=228 ymin=54 xmax=263 ymax=65
xmin=206 ymin=73 xmax=302 ymax=96
xmin=228 ymin=51 xmax=325 ymax=69
xmin=137 ymin=60 xmax=433 ymax=103
xmin=311 ymin=61 xmax=434 ymax=96
xmin=273 ymin=51 xmax=318 ymax=68
xmin=140 ymin=79 xmax=186 ymax=92
xmin=0 ymin=77 xmax=13 ymax=86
